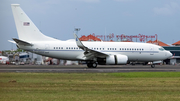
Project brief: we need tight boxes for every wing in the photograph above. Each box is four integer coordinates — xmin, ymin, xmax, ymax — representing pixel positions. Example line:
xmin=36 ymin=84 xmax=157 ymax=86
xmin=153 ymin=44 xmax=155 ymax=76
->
xmin=74 ymin=34 xmax=108 ymax=60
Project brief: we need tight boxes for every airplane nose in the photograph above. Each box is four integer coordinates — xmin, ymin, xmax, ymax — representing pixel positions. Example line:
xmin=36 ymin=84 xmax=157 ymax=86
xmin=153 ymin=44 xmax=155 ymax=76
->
xmin=167 ymin=51 xmax=172 ymax=58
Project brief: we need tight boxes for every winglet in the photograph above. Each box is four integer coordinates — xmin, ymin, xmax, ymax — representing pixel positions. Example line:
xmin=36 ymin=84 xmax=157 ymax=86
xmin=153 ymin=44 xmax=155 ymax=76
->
xmin=73 ymin=33 xmax=108 ymax=57
xmin=74 ymin=33 xmax=85 ymax=49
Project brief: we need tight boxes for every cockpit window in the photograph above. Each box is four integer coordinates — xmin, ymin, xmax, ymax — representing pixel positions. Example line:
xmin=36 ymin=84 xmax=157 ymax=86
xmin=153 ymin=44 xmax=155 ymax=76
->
xmin=159 ymin=48 xmax=165 ymax=51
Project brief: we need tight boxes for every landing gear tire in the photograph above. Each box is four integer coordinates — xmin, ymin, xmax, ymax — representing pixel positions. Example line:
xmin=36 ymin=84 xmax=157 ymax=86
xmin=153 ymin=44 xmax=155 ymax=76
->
xmin=151 ymin=64 xmax=155 ymax=68
xmin=92 ymin=62 xmax=97 ymax=68
xmin=87 ymin=62 xmax=97 ymax=68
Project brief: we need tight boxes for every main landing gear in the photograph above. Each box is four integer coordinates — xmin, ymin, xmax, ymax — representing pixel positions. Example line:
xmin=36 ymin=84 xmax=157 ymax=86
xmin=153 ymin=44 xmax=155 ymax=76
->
xmin=151 ymin=64 xmax=155 ymax=68
xmin=87 ymin=61 xmax=97 ymax=68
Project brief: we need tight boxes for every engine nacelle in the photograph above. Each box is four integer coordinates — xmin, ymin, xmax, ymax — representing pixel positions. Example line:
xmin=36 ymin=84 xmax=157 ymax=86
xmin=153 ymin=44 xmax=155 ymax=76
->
xmin=97 ymin=55 xmax=128 ymax=65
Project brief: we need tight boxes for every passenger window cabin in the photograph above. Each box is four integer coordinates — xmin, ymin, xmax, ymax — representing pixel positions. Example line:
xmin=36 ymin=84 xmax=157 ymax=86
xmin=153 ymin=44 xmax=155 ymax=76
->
xmin=54 ymin=46 xmax=144 ymax=52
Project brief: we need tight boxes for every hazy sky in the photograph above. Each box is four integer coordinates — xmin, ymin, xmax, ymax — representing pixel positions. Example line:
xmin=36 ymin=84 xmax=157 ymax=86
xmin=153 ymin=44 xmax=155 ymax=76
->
xmin=1 ymin=0 xmax=180 ymax=50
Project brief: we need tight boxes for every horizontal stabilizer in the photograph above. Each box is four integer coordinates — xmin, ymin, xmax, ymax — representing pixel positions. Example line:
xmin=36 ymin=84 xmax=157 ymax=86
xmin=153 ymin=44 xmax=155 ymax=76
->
xmin=8 ymin=40 xmax=16 ymax=44
xmin=12 ymin=38 xmax=33 ymax=46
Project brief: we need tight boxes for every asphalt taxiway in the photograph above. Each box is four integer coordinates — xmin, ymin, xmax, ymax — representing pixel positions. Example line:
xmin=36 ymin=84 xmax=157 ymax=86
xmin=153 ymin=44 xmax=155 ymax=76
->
xmin=0 ymin=65 xmax=180 ymax=73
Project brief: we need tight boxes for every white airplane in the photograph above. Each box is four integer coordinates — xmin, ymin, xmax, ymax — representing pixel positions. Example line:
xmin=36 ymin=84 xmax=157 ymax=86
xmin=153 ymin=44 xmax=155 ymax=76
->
xmin=10 ymin=4 xmax=172 ymax=68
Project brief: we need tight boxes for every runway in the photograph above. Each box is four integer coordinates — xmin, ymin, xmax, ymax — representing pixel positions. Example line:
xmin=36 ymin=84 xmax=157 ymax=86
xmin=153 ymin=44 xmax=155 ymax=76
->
xmin=0 ymin=65 xmax=180 ymax=73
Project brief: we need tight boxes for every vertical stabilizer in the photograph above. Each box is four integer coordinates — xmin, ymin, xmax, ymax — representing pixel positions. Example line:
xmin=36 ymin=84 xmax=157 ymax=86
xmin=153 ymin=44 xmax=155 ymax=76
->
xmin=11 ymin=4 xmax=58 ymax=41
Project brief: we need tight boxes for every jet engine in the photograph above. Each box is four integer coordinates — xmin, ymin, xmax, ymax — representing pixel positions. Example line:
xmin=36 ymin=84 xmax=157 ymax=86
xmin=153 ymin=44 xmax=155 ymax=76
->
xmin=97 ymin=55 xmax=128 ymax=65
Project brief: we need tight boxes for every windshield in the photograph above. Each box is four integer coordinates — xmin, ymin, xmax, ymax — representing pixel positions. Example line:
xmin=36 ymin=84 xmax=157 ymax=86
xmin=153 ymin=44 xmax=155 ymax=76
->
xmin=159 ymin=48 xmax=165 ymax=51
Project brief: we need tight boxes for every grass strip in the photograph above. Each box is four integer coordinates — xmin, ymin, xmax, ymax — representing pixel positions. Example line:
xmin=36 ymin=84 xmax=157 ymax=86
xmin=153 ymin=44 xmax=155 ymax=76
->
xmin=0 ymin=72 xmax=180 ymax=101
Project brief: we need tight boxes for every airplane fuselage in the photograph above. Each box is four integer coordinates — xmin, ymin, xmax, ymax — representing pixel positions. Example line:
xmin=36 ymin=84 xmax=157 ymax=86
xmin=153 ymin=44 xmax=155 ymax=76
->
xmin=18 ymin=40 xmax=171 ymax=62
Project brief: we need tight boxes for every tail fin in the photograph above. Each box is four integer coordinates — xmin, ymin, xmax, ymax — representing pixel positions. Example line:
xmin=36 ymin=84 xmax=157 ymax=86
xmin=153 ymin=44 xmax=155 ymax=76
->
xmin=11 ymin=4 xmax=58 ymax=41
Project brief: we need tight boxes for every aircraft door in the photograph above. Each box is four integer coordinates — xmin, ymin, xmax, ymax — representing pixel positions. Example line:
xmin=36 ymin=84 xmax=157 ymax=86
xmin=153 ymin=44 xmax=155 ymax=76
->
xmin=45 ymin=44 xmax=50 ymax=50
xmin=150 ymin=46 xmax=154 ymax=55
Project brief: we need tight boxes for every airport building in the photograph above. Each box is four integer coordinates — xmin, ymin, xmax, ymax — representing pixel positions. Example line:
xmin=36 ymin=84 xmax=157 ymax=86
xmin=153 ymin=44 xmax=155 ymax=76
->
xmin=163 ymin=46 xmax=180 ymax=65
xmin=163 ymin=41 xmax=180 ymax=65
xmin=2 ymin=52 xmax=43 ymax=65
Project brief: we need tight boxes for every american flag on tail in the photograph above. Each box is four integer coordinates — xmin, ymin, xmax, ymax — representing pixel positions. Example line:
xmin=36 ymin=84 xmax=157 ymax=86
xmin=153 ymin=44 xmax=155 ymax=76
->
xmin=23 ymin=22 xmax=30 ymax=26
